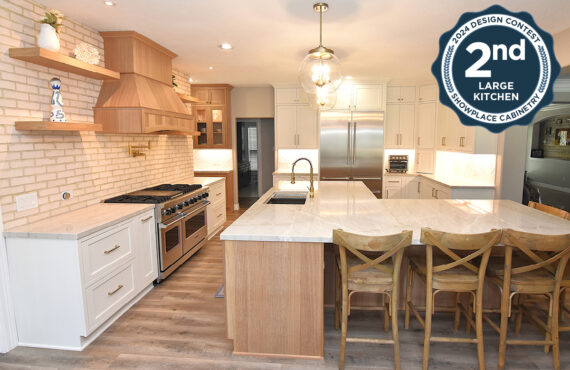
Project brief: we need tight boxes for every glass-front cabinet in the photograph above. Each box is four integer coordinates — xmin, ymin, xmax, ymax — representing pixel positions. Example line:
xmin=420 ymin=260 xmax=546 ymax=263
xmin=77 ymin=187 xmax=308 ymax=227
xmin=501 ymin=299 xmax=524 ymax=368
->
xmin=193 ymin=106 xmax=227 ymax=148
xmin=191 ymin=84 xmax=232 ymax=149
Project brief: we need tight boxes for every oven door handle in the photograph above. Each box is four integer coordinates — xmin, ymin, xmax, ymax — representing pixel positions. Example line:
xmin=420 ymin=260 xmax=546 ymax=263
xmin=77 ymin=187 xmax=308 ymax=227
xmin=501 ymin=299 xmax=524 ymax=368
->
xmin=159 ymin=202 xmax=210 ymax=229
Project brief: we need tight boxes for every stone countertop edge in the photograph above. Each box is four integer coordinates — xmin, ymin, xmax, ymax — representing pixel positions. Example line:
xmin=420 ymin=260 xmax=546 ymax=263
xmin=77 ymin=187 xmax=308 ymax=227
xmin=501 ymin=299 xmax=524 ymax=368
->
xmin=4 ymin=204 xmax=155 ymax=240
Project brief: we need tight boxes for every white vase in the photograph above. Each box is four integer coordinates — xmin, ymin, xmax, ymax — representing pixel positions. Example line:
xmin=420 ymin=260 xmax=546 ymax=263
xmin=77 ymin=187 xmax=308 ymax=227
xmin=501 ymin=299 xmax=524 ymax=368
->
xmin=37 ymin=24 xmax=60 ymax=51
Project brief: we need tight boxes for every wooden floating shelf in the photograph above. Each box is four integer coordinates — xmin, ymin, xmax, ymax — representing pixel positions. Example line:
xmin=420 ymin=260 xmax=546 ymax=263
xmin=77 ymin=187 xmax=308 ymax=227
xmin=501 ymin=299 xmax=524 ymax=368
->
xmin=9 ymin=47 xmax=120 ymax=80
xmin=15 ymin=121 xmax=103 ymax=132
xmin=177 ymin=93 xmax=203 ymax=104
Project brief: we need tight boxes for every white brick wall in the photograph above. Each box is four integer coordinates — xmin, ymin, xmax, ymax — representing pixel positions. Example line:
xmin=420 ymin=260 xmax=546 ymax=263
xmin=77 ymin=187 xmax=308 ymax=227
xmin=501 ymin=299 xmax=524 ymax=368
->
xmin=0 ymin=0 xmax=195 ymax=229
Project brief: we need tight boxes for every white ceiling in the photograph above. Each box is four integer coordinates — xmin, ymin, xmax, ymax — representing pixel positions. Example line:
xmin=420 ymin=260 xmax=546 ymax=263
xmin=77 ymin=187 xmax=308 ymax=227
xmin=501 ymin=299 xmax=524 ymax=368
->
xmin=38 ymin=0 xmax=570 ymax=86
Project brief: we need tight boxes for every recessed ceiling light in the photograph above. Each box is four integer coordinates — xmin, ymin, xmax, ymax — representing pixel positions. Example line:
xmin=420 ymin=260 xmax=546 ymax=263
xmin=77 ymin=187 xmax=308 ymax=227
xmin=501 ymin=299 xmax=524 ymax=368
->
xmin=219 ymin=43 xmax=232 ymax=50
xmin=345 ymin=76 xmax=353 ymax=80
xmin=188 ymin=77 xmax=193 ymax=82
xmin=104 ymin=1 xmax=115 ymax=6
xmin=208 ymin=66 xmax=214 ymax=70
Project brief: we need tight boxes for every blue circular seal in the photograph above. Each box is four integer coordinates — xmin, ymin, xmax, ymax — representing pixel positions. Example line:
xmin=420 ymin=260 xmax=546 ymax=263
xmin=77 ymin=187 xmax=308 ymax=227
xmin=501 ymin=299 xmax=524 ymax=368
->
xmin=432 ymin=5 xmax=560 ymax=133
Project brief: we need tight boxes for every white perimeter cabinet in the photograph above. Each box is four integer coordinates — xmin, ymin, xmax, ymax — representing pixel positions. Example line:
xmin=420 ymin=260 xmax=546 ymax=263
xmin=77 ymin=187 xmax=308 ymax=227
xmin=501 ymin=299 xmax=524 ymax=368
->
xmin=334 ymin=84 xmax=386 ymax=111
xmin=275 ymin=105 xmax=318 ymax=149
xmin=383 ymin=175 xmax=495 ymax=200
xmin=5 ymin=208 xmax=157 ymax=350
xmin=206 ymin=178 xmax=226 ymax=238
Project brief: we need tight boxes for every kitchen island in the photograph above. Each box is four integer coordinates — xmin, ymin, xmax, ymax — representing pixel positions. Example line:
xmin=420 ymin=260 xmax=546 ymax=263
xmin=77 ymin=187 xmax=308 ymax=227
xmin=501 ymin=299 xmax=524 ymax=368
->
xmin=220 ymin=181 xmax=570 ymax=359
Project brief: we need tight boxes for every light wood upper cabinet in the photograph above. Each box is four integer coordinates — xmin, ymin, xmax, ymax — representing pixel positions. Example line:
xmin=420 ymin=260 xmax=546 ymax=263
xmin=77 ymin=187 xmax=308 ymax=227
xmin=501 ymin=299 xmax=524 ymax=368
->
xmin=192 ymin=86 xmax=228 ymax=105
xmin=387 ymin=86 xmax=416 ymax=103
xmin=385 ymin=103 xmax=415 ymax=148
xmin=332 ymin=84 xmax=385 ymax=111
xmin=192 ymin=84 xmax=232 ymax=149
xmin=415 ymin=102 xmax=436 ymax=149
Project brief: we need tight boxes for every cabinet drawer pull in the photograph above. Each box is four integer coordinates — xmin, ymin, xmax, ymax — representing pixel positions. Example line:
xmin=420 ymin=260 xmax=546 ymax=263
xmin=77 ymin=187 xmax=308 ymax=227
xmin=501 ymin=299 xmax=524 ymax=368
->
xmin=104 ymin=245 xmax=120 ymax=254
xmin=140 ymin=215 xmax=153 ymax=222
xmin=417 ymin=182 xmax=420 ymax=193
xmin=442 ymin=136 xmax=446 ymax=146
xmin=417 ymin=137 xmax=420 ymax=146
xmin=107 ymin=284 xmax=123 ymax=296
xmin=388 ymin=180 xmax=400 ymax=183
xmin=216 ymin=192 xmax=222 ymax=196
xmin=217 ymin=213 xmax=223 ymax=218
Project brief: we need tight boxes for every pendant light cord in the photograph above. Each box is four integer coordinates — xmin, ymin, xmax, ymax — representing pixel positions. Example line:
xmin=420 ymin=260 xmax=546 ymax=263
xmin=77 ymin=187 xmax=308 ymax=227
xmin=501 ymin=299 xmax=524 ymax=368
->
xmin=319 ymin=6 xmax=323 ymax=47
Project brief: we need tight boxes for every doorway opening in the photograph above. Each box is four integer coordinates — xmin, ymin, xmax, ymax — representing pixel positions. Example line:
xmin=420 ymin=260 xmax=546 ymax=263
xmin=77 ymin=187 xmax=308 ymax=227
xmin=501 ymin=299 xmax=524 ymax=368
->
xmin=237 ymin=119 xmax=275 ymax=208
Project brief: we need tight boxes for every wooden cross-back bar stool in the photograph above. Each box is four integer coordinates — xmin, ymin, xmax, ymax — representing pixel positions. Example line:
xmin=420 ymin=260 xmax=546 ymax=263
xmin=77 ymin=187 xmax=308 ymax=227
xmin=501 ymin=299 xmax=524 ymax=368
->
xmin=528 ymin=201 xmax=570 ymax=220
xmin=404 ymin=228 xmax=501 ymax=370
xmin=333 ymin=228 xmax=412 ymax=370
xmin=484 ymin=229 xmax=570 ymax=370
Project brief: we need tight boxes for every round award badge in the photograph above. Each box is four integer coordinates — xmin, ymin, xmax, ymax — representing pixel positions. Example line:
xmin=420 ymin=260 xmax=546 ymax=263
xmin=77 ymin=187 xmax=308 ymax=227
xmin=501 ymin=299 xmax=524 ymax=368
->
xmin=432 ymin=5 xmax=560 ymax=133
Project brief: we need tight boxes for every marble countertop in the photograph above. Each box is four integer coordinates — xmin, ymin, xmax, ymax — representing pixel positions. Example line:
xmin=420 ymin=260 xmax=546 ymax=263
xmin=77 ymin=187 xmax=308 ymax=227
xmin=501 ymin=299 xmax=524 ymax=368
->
xmin=194 ymin=169 xmax=233 ymax=173
xmin=220 ymin=181 xmax=570 ymax=244
xmin=384 ymin=172 xmax=495 ymax=188
xmin=4 ymin=203 xmax=154 ymax=240
xmin=182 ymin=176 xmax=224 ymax=186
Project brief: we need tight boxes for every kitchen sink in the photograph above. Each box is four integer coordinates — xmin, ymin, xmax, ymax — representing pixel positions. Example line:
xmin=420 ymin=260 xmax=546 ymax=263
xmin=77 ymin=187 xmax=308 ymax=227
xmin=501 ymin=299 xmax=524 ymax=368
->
xmin=265 ymin=191 xmax=308 ymax=205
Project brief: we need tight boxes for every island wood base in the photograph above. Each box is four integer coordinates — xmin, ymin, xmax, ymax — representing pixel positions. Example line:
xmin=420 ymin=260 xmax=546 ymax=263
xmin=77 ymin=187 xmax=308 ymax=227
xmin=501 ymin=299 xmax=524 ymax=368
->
xmin=224 ymin=240 xmax=324 ymax=358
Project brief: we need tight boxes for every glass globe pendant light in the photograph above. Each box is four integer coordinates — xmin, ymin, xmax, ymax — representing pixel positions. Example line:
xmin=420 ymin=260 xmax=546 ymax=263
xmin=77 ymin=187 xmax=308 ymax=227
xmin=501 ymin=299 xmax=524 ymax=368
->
xmin=298 ymin=3 xmax=343 ymax=94
xmin=308 ymin=84 xmax=337 ymax=110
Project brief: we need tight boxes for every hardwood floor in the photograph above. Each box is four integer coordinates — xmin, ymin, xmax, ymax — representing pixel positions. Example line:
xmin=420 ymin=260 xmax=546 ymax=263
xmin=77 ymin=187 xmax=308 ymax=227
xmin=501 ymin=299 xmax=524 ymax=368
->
xmin=1 ymin=209 xmax=569 ymax=369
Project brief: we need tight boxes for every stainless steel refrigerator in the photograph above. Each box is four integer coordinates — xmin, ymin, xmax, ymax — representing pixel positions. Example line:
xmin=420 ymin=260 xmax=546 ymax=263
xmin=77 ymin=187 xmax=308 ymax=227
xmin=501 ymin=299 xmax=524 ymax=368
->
xmin=320 ymin=111 xmax=384 ymax=198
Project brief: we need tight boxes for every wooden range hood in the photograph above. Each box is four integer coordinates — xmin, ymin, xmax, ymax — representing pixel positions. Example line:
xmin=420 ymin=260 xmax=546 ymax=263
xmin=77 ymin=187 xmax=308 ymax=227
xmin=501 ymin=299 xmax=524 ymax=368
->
xmin=94 ymin=31 xmax=194 ymax=134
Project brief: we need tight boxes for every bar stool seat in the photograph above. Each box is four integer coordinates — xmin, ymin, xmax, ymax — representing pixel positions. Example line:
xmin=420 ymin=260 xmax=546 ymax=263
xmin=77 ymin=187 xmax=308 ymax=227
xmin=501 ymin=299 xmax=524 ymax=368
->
xmin=488 ymin=257 xmax=559 ymax=293
xmin=409 ymin=254 xmax=479 ymax=290
xmin=337 ymin=254 xmax=394 ymax=292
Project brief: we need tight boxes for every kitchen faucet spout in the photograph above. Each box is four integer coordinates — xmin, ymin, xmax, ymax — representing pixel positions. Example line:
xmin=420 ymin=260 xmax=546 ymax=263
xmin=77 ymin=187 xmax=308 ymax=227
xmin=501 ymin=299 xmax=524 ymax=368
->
xmin=291 ymin=157 xmax=315 ymax=198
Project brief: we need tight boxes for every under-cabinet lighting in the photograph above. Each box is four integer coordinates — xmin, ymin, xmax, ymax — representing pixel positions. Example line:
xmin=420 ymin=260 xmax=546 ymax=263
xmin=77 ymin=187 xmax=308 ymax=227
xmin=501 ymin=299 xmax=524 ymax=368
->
xmin=104 ymin=1 xmax=115 ymax=6
xmin=208 ymin=66 xmax=214 ymax=70
xmin=219 ymin=43 xmax=233 ymax=50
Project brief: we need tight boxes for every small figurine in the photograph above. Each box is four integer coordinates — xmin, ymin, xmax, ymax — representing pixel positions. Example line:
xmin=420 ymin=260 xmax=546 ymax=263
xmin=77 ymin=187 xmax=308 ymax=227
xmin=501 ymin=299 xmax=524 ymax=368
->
xmin=49 ymin=77 xmax=66 ymax=122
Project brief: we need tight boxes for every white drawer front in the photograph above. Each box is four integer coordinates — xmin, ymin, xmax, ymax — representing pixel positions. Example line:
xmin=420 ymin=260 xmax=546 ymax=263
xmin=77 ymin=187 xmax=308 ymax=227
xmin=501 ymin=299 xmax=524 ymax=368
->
xmin=208 ymin=181 xmax=225 ymax=206
xmin=207 ymin=202 xmax=226 ymax=236
xmin=384 ymin=177 xmax=402 ymax=186
xmin=85 ymin=263 xmax=135 ymax=333
xmin=82 ymin=224 xmax=133 ymax=284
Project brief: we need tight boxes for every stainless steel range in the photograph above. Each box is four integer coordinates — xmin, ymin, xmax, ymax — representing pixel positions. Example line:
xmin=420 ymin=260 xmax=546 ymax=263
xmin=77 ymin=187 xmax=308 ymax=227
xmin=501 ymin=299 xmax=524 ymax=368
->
xmin=104 ymin=184 xmax=210 ymax=282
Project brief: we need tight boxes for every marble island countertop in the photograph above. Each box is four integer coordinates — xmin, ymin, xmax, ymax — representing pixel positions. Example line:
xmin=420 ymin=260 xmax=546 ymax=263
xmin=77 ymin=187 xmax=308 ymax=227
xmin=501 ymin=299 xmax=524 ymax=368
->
xmin=4 ymin=203 xmax=154 ymax=240
xmin=220 ymin=181 xmax=570 ymax=244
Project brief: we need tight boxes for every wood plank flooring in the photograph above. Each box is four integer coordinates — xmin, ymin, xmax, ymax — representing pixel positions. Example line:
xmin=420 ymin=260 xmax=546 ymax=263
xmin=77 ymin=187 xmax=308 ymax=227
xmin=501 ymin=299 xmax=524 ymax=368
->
xmin=1 ymin=208 xmax=569 ymax=369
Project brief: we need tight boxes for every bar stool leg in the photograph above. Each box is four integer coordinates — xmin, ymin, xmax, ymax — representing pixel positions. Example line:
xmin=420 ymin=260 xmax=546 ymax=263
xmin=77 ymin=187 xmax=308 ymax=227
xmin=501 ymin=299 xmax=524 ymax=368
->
xmin=552 ymin=290 xmax=561 ymax=370
xmin=454 ymin=292 xmax=461 ymax=331
xmin=466 ymin=293 xmax=473 ymax=334
xmin=335 ymin=266 xmax=340 ymax=330
xmin=498 ymin=247 xmax=512 ymax=370
xmin=405 ymin=264 xmax=413 ymax=330
xmin=384 ymin=299 xmax=390 ymax=332
xmin=339 ymin=280 xmax=349 ymax=370
xmin=392 ymin=261 xmax=402 ymax=370
xmin=422 ymin=249 xmax=433 ymax=370
xmin=475 ymin=290 xmax=485 ymax=370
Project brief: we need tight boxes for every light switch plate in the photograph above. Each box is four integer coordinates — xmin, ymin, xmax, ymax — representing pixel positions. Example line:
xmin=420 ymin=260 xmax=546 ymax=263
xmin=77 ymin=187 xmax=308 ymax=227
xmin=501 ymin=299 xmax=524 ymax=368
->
xmin=15 ymin=192 xmax=38 ymax=212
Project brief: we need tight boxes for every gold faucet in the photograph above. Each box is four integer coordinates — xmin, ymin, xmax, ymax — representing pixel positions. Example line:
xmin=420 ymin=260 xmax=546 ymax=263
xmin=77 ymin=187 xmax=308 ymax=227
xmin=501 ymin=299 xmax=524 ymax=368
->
xmin=291 ymin=157 xmax=315 ymax=198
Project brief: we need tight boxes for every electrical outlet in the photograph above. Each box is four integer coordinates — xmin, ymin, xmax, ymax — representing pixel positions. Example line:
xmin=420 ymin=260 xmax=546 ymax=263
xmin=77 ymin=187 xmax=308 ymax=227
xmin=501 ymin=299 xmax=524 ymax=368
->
xmin=61 ymin=190 xmax=73 ymax=200
xmin=16 ymin=192 xmax=38 ymax=211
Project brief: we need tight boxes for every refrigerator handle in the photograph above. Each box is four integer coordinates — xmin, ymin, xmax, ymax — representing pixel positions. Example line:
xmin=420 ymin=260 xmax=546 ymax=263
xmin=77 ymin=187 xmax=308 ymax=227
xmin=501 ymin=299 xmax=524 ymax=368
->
xmin=346 ymin=121 xmax=351 ymax=165
xmin=352 ymin=122 xmax=357 ymax=164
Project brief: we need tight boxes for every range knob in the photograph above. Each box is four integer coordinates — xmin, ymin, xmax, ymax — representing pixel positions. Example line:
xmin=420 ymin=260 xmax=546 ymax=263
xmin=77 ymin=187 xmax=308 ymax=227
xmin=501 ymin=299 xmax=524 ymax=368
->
xmin=193 ymin=196 xmax=200 ymax=202
xmin=176 ymin=203 xmax=184 ymax=210
xmin=162 ymin=208 xmax=172 ymax=216
xmin=204 ymin=192 xmax=209 ymax=198
xmin=169 ymin=207 xmax=177 ymax=214
xmin=183 ymin=201 xmax=190 ymax=206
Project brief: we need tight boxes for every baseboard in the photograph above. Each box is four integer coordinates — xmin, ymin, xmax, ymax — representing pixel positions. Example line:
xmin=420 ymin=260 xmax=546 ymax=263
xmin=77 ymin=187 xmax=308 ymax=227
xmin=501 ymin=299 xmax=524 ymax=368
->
xmin=234 ymin=203 xmax=239 ymax=211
